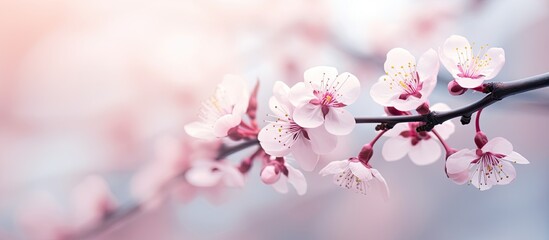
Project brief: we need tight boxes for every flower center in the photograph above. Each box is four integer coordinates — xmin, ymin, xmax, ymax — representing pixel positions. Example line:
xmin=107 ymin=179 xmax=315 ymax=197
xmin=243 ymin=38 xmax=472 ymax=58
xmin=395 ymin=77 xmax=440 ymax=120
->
xmin=468 ymin=152 xmax=509 ymax=189
xmin=399 ymin=123 xmax=431 ymax=145
xmin=383 ymin=63 xmax=423 ymax=100
xmin=454 ymin=43 xmax=493 ymax=79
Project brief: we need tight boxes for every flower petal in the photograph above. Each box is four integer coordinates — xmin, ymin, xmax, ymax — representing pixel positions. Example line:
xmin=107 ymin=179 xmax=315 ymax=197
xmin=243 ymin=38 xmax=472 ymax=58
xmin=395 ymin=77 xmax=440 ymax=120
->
xmin=370 ymin=76 xmax=400 ymax=106
xmin=324 ymin=108 xmax=356 ymax=135
xmin=371 ymin=169 xmax=390 ymax=200
xmin=446 ymin=149 xmax=476 ymax=174
xmin=288 ymin=82 xmax=316 ymax=107
xmin=504 ymin=151 xmax=529 ymax=164
xmin=184 ymin=121 xmax=216 ymax=140
xmin=268 ymin=96 xmax=292 ymax=118
xmin=440 ymin=35 xmax=471 ymax=75
xmin=272 ymin=81 xmax=291 ymax=100
xmin=448 ymin=170 xmax=470 ymax=185
xmin=292 ymin=103 xmax=324 ymax=128
xmin=382 ymin=136 xmax=411 ymax=161
xmin=470 ymin=169 xmax=493 ymax=191
xmin=383 ymin=123 xmax=408 ymax=137
xmin=333 ymin=72 xmax=361 ymax=105
xmin=319 ymin=160 xmax=350 ymax=176
xmin=213 ymin=114 xmax=241 ymax=137
xmin=307 ymin=126 xmax=338 ymax=155
xmin=391 ymin=97 xmax=425 ymax=111
xmin=185 ymin=163 xmax=222 ymax=187
xmin=408 ymin=139 xmax=441 ymax=166
xmin=220 ymin=163 xmax=245 ymax=187
xmin=222 ymin=74 xmax=249 ymax=115
xmin=258 ymin=124 xmax=293 ymax=157
xmin=286 ymin=164 xmax=307 ymax=195
xmin=384 ymin=48 xmax=416 ymax=77
xmin=494 ymin=160 xmax=516 ymax=185
xmin=455 ymin=76 xmax=486 ymax=89
xmin=416 ymin=49 xmax=439 ymax=98
xmin=271 ymin=176 xmax=289 ymax=194
xmin=482 ymin=137 xmax=513 ymax=156
xmin=348 ymin=162 xmax=373 ymax=180
xmin=291 ymin=138 xmax=320 ymax=171
xmin=304 ymin=66 xmax=338 ymax=90
xmin=479 ymin=47 xmax=505 ymax=80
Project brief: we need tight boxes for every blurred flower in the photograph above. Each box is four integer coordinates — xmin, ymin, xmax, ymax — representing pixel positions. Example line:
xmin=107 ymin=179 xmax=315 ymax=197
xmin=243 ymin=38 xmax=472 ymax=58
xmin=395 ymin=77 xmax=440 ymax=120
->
xmin=446 ymin=137 xmax=529 ymax=190
xmin=260 ymin=157 xmax=307 ymax=195
xmin=370 ymin=48 xmax=439 ymax=111
xmin=440 ymin=35 xmax=505 ymax=88
xmin=289 ymin=66 xmax=360 ymax=135
xmin=70 ymin=175 xmax=117 ymax=229
xmin=185 ymin=160 xmax=245 ymax=188
xmin=319 ymin=157 xmax=389 ymax=199
xmin=381 ymin=103 xmax=455 ymax=165
xmin=184 ymin=75 xmax=250 ymax=140
xmin=259 ymin=81 xmax=337 ymax=171
xmin=17 ymin=191 xmax=70 ymax=240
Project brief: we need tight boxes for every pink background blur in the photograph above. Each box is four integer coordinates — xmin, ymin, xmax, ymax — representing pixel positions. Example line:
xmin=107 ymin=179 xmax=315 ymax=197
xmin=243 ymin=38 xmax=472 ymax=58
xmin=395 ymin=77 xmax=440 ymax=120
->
xmin=1 ymin=0 xmax=548 ymax=239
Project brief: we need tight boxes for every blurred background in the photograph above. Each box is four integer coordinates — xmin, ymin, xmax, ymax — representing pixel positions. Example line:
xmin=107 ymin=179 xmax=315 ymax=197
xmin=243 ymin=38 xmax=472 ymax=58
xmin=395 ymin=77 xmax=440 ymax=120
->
xmin=0 ymin=0 xmax=548 ymax=239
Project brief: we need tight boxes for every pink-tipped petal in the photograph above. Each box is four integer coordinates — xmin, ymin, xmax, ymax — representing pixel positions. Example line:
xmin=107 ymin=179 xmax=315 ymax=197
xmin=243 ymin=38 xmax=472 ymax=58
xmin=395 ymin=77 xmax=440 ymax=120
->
xmin=286 ymin=164 xmax=307 ymax=195
xmin=382 ymin=136 xmax=412 ymax=161
xmin=334 ymin=72 xmax=361 ymax=105
xmin=348 ymin=162 xmax=373 ymax=180
xmin=304 ymin=66 xmax=338 ymax=90
xmin=292 ymin=103 xmax=324 ymax=128
xmin=482 ymin=137 xmax=513 ymax=156
xmin=291 ymin=138 xmax=320 ymax=171
xmin=504 ymin=151 xmax=529 ymax=164
xmin=479 ymin=47 xmax=505 ymax=80
xmin=213 ymin=114 xmax=241 ymax=137
xmin=289 ymin=82 xmax=317 ymax=107
xmin=391 ymin=97 xmax=425 ymax=111
xmin=324 ymin=108 xmax=356 ymax=135
xmin=184 ymin=121 xmax=216 ymax=140
xmin=408 ymin=139 xmax=441 ymax=166
xmin=495 ymin=161 xmax=516 ymax=185
xmin=446 ymin=149 xmax=476 ymax=174
xmin=307 ymin=126 xmax=338 ymax=155
xmin=370 ymin=76 xmax=400 ymax=106
xmin=319 ymin=160 xmax=350 ymax=176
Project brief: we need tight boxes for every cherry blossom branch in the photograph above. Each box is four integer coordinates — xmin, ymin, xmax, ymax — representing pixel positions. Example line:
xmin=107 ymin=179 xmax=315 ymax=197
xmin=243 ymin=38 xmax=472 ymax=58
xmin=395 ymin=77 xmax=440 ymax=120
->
xmin=355 ymin=72 xmax=549 ymax=131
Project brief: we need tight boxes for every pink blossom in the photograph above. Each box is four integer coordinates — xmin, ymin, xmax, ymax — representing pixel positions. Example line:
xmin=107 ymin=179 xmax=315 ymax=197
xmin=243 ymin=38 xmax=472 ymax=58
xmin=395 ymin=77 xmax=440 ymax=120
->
xmin=70 ymin=175 xmax=117 ymax=229
xmin=381 ymin=103 xmax=455 ymax=165
xmin=259 ymin=81 xmax=337 ymax=171
xmin=440 ymin=35 xmax=505 ymax=88
xmin=185 ymin=160 xmax=245 ymax=188
xmin=288 ymin=66 xmax=360 ymax=135
xmin=446 ymin=137 xmax=529 ymax=190
xmin=319 ymin=158 xmax=389 ymax=199
xmin=260 ymin=157 xmax=307 ymax=195
xmin=184 ymin=75 xmax=250 ymax=139
xmin=370 ymin=48 xmax=439 ymax=111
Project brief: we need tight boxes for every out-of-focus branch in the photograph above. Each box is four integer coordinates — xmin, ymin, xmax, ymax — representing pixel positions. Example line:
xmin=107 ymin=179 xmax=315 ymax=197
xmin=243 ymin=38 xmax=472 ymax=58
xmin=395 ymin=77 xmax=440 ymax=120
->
xmin=355 ymin=72 xmax=549 ymax=131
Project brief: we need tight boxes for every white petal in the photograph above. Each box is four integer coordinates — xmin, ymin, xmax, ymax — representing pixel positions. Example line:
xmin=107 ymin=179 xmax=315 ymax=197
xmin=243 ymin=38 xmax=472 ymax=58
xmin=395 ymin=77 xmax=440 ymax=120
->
xmin=470 ymin=168 xmax=493 ymax=191
xmin=291 ymin=138 xmax=320 ymax=171
xmin=382 ymin=136 xmax=411 ymax=161
xmin=448 ymin=170 xmax=470 ymax=185
xmin=307 ymin=126 xmax=338 ymax=155
xmin=288 ymin=82 xmax=316 ymax=107
xmin=504 ymin=151 xmax=529 ymax=164
xmin=185 ymin=164 xmax=222 ymax=187
xmin=286 ymin=164 xmax=308 ymax=195
xmin=272 ymin=81 xmax=291 ymax=100
xmin=479 ymin=48 xmax=505 ymax=80
xmin=384 ymin=48 xmax=416 ymax=77
xmin=184 ymin=121 xmax=216 ymax=140
xmin=416 ymin=49 xmax=439 ymax=99
xmin=304 ymin=66 xmax=338 ymax=90
xmin=222 ymin=74 xmax=249 ymax=114
xmin=446 ymin=149 xmax=476 ymax=174
xmin=319 ymin=160 xmax=350 ymax=176
xmin=213 ymin=114 xmax=241 ymax=137
xmin=455 ymin=76 xmax=485 ymax=89
xmin=268 ymin=96 xmax=292 ymax=118
xmin=348 ymin=162 xmax=373 ymax=180
xmin=371 ymin=169 xmax=390 ymax=200
xmin=440 ymin=35 xmax=471 ymax=75
xmin=494 ymin=161 xmax=516 ymax=185
xmin=258 ymin=125 xmax=293 ymax=157
xmin=370 ymin=76 xmax=400 ymax=106
xmin=220 ymin=164 xmax=245 ymax=187
xmin=408 ymin=139 xmax=441 ymax=166
xmin=292 ymin=103 xmax=324 ymax=128
xmin=271 ymin=176 xmax=289 ymax=194
xmin=333 ymin=72 xmax=361 ymax=105
xmin=482 ymin=137 xmax=513 ymax=156
xmin=324 ymin=108 xmax=356 ymax=135
xmin=383 ymin=123 xmax=408 ymax=137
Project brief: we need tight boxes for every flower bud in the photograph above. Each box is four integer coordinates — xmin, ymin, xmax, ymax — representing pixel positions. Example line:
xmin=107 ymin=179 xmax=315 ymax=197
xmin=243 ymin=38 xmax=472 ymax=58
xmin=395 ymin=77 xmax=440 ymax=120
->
xmin=448 ymin=80 xmax=467 ymax=96
xmin=358 ymin=143 xmax=374 ymax=165
xmin=474 ymin=131 xmax=488 ymax=149
xmin=260 ymin=165 xmax=280 ymax=184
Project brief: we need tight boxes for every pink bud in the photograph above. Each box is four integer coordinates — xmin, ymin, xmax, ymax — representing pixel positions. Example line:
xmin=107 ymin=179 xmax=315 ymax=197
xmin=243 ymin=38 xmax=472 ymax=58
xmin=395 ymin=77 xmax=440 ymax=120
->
xmin=260 ymin=165 xmax=280 ymax=184
xmin=474 ymin=131 xmax=488 ymax=149
xmin=448 ymin=80 xmax=467 ymax=96
xmin=358 ymin=144 xmax=374 ymax=165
